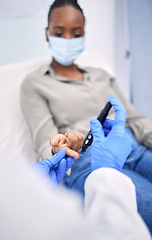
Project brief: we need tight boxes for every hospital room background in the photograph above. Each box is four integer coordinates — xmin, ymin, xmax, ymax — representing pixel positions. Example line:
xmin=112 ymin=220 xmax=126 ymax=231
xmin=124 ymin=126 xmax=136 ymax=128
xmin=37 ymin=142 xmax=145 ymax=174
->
xmin=0 ymin=0 xmax=152 ymax=165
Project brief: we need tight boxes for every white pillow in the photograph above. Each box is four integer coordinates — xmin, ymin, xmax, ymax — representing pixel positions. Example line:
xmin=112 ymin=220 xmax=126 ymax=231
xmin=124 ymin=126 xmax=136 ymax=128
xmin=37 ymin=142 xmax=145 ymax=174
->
xmin=0 ymin=59 xmax=50 ymax=166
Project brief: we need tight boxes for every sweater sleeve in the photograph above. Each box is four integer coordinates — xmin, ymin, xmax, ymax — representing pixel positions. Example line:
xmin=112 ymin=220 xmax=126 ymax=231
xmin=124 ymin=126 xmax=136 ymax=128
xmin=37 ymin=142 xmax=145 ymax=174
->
xmin=20 ymin=77 xmax=58 ymax=161
xmin=110 ymin=78 xmax=152 ymax=149
xmin=85 ymin=168 xmax=151 ymax=239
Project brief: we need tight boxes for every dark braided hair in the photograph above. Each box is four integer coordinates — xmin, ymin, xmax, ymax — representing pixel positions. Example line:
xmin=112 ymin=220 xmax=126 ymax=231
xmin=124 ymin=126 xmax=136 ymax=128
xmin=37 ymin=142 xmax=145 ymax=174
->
xmin=48 ymin=0 xmax=85 ymax=25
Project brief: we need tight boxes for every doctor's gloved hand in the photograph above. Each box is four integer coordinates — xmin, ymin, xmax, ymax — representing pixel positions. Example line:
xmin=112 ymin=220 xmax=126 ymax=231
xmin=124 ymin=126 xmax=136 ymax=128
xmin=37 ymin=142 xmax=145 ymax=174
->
xmin=90 ymin=96 xmax=132 ymax=172
xmin=31 ymin=148 xmax=75 ymax=186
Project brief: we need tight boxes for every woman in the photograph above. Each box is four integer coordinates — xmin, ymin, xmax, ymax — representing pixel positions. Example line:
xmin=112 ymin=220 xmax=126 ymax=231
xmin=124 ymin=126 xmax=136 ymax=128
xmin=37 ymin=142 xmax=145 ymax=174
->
xmin=20 ymin=0 xmax=152 ymax=233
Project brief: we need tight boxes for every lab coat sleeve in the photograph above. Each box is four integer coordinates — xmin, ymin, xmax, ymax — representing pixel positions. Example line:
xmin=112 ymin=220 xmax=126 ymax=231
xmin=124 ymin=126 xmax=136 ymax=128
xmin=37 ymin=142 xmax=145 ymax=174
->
xmin=84 ymin=168 xmax=151 ymax=240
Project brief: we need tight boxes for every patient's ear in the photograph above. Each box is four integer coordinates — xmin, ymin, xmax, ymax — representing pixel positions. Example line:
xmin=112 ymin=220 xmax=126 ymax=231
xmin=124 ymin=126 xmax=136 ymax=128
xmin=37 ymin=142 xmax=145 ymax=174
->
xmin=45 ymin=27 xmax=49 ymax=42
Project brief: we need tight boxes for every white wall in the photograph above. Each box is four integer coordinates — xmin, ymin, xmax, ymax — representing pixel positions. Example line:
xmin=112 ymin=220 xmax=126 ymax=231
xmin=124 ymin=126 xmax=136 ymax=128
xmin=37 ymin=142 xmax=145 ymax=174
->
xmin=115 ymin=0 xmax=131 ymax=99
xmin=127 ymin=0 xmax=152 ymax=119
xmin=0 ymin=0 xmax=116 ymax=74
xmin=80 ymin=0 xmax=116 ymax=73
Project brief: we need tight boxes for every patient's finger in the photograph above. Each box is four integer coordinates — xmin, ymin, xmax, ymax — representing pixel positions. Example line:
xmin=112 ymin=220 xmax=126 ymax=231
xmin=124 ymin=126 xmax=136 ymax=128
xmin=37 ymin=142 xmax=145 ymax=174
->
xmin=50 ymin=134 xmax=67 ymax=147
xmin=52 ymin=146 xmax=60 ymax=155
xmin=73 ymin=132 xmax=85 ymax=152
xmin=65 ymin=132 xmax=79 ymax=151
xmin=65 ymin=148 xmax=80 ymax=159
xmin=52 ymin=140 xmax=68 ymax=154
xmin=52 ymin=145 xmax=80 ymax=159
xmin=65 ymin=132 xmax=85 ymax=152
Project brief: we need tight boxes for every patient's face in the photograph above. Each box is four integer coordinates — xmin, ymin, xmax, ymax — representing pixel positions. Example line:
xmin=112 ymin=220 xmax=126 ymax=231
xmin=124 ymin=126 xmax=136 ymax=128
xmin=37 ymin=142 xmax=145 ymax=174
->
xmin=47 ymin=5 xmax=85 ymax=40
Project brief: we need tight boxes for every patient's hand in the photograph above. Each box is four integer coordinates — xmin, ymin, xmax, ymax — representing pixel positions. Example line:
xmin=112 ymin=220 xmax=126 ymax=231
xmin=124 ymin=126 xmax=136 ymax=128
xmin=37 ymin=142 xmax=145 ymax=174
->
xmin=50 ymin=132 xmax=85 ymax=158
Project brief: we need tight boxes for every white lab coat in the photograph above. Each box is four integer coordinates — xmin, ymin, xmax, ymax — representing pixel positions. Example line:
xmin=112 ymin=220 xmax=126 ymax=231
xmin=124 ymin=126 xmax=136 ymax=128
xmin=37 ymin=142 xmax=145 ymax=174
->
xmin=0 ymin=164 xmax=151 ymax=240
xmin=85 ymin=168 xmax=151 ymax=239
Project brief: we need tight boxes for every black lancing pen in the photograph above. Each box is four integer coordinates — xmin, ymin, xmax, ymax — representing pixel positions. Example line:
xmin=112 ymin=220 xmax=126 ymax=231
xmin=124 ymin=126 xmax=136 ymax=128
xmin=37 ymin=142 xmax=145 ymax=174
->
xmin=79 ymin=101 xmax=112 ymax=154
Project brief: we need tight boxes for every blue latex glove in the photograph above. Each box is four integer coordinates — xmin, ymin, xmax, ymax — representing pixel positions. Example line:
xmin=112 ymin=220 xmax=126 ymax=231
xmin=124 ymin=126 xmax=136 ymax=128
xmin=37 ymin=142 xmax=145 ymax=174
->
xmin=31 ymin=148 xmax=75 ymax=186
xmin=90 ymin=96 xmax=132 ymax=171
xmin=102 ymin=118 xmax=114 ymax=136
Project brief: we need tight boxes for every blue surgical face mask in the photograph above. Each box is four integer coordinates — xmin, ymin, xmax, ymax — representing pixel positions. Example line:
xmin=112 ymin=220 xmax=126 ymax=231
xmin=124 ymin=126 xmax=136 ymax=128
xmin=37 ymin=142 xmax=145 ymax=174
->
xmin=48 ymin=36 xmax=85 ymax=66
